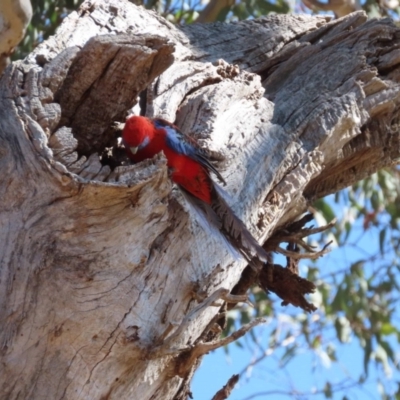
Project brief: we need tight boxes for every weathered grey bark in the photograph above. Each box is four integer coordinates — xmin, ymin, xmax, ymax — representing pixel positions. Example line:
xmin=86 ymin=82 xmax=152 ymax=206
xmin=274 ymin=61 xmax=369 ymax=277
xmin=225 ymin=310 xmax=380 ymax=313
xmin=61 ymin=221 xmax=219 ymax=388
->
xmin=1 ymin=1 xmax=400 ymax=399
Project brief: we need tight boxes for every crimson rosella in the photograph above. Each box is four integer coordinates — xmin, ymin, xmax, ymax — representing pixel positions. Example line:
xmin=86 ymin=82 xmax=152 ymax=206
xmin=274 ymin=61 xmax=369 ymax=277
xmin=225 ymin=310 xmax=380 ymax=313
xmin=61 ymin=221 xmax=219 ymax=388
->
xmin=122 ymin=115 xmax=268 ymax=265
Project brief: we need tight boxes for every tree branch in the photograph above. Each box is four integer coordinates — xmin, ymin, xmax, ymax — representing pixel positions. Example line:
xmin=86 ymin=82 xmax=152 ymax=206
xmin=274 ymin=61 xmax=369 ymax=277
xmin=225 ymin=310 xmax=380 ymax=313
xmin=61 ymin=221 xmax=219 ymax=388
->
xmin=302 ymin=0 xmax=360 ymax=17
xmin=211 ymin=374 xmax=240 ymax=400
xmin=196 ymin=0 xmax=234 ymax=23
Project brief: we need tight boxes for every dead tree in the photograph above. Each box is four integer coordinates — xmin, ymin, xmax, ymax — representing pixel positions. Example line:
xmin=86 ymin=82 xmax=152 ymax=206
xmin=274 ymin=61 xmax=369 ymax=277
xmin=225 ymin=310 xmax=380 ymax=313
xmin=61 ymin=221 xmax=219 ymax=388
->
xmin=1 ymin=1 xmax=400 ymax=399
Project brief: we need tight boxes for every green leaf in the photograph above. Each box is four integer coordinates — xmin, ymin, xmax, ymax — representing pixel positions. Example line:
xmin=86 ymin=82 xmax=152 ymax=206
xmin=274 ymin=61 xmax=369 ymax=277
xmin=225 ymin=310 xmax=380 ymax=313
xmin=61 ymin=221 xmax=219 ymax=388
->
xmin=371 ymin=191 xmax=381 ymax=212
xmin=235 ymin=340 xmax=244 ymax=349
xmin=216 ymin=6 xmax=232 ymax=22
xmin=326 ymin=344 xmax=337 ymax=361
xmin=366 ymin=2 xmax=384 ymax=17
xmin=311 ymin=335 xmax=321 ymax=348
xmin=334 ymin=316 xmax=351 ymax=343
xmin=350 ymin=261 xmax=364 ymax=277
xmin=255 ymin=0 xmax=290 ymax=14
xmin=374 ymin=344 xmax=391 ymax=376
xmin=280 ymin=345 xmax=297 ymax=367
xmin=395 ymin=382 xmax=400 ymax=400
xmin=314 ymin=199 xmax=336 ymax=224
xmin=381 ymin=322 xmax=397 ymax=336
xmin=232 ymin=3 xmax=250 ymax=20
xmin=323 ymin=381 xmax=333 ymax=398
xmin=379 ymin=228 xmax=387 ymax=255
xmin=379 ymin=340 xmax=395 ymax=364
xmin=363 ymin=337 xmax=372 ymax=375
xmin=331 ymin=286 xmax=347 ymax=312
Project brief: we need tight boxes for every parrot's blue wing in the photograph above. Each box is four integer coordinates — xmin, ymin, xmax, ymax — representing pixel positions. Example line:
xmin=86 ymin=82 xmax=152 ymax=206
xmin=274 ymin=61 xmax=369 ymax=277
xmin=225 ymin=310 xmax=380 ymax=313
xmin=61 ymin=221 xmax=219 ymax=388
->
xmin=154 ymin=119 xmax=226 ymax=185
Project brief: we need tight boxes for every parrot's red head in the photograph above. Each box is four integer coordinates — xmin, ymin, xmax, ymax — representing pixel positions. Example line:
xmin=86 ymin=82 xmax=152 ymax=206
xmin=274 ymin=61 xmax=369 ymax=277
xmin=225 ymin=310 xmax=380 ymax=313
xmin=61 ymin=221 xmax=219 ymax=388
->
xmin=122 ymin=116 xmax=154 ymax=154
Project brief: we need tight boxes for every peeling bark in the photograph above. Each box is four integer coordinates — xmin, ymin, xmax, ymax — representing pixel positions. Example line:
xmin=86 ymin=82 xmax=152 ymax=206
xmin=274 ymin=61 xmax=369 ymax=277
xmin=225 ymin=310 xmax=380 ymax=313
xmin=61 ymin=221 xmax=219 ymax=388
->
xmin=1 ymin=1 xmax=400 ymax=399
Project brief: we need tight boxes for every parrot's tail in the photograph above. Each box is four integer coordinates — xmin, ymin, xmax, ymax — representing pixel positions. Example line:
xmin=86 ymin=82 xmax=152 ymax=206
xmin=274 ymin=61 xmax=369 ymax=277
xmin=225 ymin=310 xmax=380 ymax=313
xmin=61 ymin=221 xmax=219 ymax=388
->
xmin=180 ymin=182 xmax=269 ymax=267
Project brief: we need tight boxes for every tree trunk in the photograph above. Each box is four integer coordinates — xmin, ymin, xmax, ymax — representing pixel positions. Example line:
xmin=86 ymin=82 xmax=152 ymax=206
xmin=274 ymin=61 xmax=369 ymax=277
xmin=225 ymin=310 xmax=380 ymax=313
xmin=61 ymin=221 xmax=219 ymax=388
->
xmin=1 ymin=1 xmax=400 ymax=399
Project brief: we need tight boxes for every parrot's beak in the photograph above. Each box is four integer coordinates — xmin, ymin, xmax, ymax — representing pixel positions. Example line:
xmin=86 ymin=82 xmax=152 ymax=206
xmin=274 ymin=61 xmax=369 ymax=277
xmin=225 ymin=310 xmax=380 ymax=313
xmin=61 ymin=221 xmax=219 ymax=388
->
xmin=130 ymin=147 xmax=138 ymax=154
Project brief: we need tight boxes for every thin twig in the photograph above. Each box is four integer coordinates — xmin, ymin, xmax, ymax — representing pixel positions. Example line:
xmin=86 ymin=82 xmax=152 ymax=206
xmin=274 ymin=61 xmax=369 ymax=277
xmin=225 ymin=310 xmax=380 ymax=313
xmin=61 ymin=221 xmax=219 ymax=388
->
xmin=276 ymin=241 xmax=332 ymax=260
xmin=211 ymin=374 xmax=239 ymax=400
